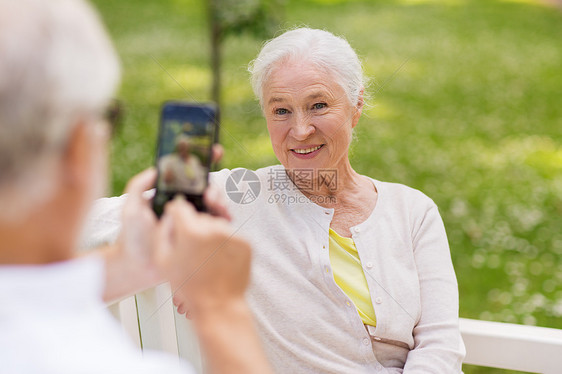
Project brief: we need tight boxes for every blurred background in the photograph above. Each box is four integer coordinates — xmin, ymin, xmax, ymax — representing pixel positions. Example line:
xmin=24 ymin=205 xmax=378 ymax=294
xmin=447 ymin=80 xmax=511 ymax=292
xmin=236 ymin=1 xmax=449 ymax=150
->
xmin=91 ymin=0 xmax=561 ymax=372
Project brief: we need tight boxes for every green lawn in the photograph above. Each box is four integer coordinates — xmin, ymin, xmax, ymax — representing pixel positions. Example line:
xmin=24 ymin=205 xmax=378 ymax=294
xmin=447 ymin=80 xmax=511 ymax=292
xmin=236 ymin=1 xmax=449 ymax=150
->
xmin=92 ymin=0 xmax=562 ymax=372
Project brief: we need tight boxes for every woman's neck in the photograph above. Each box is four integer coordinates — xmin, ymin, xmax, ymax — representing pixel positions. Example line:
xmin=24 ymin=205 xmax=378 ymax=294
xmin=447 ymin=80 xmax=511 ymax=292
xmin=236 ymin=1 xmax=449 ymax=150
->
xmin=288 ymin=158 xmax=367 ymax=208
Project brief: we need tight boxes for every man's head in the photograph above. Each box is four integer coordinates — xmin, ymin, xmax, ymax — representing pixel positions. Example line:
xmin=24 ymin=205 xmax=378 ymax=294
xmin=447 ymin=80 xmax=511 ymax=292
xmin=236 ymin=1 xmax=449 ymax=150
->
xmin=0 ymin=0 xmax=119 ymax=223
xmin=176 ymin=135 xmax=192 ymax=160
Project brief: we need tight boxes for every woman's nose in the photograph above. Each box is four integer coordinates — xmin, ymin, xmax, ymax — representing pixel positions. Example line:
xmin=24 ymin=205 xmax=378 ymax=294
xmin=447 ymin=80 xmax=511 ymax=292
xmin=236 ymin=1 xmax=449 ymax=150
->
xmin=290 ymin=112 xmax=315 ymax=141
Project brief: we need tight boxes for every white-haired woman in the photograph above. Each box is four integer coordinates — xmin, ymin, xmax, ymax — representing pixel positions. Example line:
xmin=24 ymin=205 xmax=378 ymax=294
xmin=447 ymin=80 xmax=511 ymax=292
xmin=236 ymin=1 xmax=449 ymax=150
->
xmin=87 ymin=28 xmax=465 ymax=373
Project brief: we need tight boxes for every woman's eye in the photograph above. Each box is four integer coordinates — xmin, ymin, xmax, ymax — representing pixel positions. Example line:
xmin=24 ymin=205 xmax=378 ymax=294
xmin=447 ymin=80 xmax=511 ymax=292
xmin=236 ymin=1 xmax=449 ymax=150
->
xmin=275 ymin=108 xmax=289 ymax=115
xmin=312 ymin=102 xmax=327 ymax=110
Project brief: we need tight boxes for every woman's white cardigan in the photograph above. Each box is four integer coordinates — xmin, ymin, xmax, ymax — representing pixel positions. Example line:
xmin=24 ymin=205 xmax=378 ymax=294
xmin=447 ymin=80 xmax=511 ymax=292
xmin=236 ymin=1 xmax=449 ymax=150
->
xmin=83 ymin=165 xmax=465 ymax=373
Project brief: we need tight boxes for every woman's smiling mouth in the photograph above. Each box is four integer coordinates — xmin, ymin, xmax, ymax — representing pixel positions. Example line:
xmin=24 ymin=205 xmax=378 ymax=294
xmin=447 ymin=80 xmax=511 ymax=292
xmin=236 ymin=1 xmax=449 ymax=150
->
xmin=290 ymin=144 xmax=324 ymax=158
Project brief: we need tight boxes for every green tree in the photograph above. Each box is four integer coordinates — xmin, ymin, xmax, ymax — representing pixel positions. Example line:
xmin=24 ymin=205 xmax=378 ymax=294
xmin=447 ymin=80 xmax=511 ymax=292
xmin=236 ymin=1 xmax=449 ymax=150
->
xmin=208 ymin=0 xmax=284 ymax=142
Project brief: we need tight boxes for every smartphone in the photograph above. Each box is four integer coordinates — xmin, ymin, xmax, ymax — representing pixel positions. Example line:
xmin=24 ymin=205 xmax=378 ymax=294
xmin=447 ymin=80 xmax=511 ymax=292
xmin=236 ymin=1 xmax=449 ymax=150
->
xmin=152 ymin=101 xmax=218 ymax=217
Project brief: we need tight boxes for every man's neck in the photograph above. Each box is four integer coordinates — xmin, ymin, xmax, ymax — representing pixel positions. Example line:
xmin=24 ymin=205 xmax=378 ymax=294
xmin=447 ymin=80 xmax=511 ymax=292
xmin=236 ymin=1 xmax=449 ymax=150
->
xmin=0 ymin=199 xmax=77 ymax=265
xmin=0 ymin=225 xmax=74 ymax=265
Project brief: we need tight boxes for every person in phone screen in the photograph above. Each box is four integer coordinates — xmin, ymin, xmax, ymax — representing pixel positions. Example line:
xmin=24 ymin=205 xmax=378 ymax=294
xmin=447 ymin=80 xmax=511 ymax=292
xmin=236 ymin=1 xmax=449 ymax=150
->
xmin=159 ymin=135 xmax=206 ymax=194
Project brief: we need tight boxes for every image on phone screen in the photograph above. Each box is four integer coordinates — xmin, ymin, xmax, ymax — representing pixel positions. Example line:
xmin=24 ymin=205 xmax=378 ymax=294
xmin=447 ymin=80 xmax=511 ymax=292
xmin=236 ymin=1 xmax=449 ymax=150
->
xmin=153 ymin=102 xmax=216 ymax=216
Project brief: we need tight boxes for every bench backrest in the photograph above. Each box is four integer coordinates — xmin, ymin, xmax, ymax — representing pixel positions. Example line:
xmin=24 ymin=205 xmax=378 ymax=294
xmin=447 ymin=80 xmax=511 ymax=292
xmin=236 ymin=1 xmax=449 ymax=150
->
xmin=108 ymin=285 xmax=562 ymax=374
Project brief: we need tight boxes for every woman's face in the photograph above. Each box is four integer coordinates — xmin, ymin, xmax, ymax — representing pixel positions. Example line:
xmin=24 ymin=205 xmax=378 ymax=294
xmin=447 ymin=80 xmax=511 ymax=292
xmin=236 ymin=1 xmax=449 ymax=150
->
xmin=262 ymin=60 xmax=362 ymax=172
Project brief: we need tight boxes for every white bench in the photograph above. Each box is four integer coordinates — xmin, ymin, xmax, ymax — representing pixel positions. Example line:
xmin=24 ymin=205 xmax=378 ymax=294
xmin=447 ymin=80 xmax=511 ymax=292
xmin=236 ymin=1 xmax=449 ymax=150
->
xmin=460 ymin=318 xmax=562 ymax=373
xmin=109 ymin=284 xmax=562 ymax=373
xmin=107 ymin=284 xmax=204 ymax=371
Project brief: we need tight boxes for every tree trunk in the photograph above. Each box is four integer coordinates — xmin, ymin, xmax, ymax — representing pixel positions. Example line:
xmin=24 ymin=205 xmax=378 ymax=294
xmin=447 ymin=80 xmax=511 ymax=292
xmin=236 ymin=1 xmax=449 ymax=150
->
xmin=209 ymin=0 xmax=222 ymax=145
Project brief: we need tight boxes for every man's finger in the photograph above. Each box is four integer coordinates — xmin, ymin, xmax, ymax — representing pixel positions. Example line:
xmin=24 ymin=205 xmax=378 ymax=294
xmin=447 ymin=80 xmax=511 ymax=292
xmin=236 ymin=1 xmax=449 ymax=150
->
xmin=154 ymin=213 xmax=173 ymax=265
xmin=204 ymin=185 xmax=231 ymax=221
xmin=166 ymin=196 xmax=199 ymax=230
xmin=124 ymin=168 xmax=157 ymax=203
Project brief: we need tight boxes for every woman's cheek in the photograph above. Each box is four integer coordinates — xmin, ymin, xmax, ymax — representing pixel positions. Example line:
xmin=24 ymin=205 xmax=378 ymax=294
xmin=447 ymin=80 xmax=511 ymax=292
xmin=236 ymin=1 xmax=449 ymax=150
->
xmin=268 ymin=127 xmax=286 ymax=159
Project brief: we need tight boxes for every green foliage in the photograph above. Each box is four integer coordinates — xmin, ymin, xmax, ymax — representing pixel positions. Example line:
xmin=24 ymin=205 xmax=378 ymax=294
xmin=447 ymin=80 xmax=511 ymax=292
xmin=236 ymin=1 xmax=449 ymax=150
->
xmin=91 ymin=0 xmax=561 ymax=372
xmin=211 ymin=0 xmax=285 ymax=38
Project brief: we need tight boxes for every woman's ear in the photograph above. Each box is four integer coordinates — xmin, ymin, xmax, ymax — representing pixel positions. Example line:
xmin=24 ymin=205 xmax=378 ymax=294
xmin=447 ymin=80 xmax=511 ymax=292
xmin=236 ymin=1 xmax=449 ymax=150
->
xmin=351 ymin=88 xmax=365 ymax=128
xmin=357 ymin=88 xmax=365 ymax=111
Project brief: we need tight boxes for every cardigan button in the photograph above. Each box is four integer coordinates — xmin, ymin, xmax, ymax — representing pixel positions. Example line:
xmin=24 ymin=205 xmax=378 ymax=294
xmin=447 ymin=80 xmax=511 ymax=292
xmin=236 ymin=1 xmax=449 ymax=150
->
xmin=354 ymin=227 xmax=361 ymax=233
xmin=362 ymin=338 xmax=370 ymax=346
xmin=375 ymin=297 xmax=382 ymax=304
xmin=366 ymin=262 xmax=373 ymax=269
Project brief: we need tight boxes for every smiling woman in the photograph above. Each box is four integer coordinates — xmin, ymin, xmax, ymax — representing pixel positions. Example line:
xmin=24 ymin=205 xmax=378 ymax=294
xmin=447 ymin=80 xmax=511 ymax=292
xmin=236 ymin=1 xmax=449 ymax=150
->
xmin=206 ymin=27 xmax=466 ymax=372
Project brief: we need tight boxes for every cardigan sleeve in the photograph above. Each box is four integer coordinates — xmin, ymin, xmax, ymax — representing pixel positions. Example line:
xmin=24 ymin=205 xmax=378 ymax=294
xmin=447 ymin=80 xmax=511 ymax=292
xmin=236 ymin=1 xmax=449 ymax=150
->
xmin=403 ymin=203 xmax=465 ymax=373
xmin=78 ymin=194 xmax=127 ymax=250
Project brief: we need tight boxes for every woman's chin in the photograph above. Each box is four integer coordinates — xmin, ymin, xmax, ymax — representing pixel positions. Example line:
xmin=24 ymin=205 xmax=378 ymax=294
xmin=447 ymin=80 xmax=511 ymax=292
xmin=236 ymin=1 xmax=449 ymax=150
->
xmin=285 ymin=158 xmax=328 ymax=171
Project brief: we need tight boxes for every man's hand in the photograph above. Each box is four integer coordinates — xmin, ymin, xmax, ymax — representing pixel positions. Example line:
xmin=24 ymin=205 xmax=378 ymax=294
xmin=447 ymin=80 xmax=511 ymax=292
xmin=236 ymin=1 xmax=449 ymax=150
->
xmin=102 ymin=168 xmax=163 ymax=302
xmin=156 ymin=197 xmax=248 ymax=314
xmin=155 ymin=197 xmax=272 ymax=374
xmin=172 ymin=185 xmax=232 ymax=317
xmin=101 ymin=143 xmax=226 ymax=303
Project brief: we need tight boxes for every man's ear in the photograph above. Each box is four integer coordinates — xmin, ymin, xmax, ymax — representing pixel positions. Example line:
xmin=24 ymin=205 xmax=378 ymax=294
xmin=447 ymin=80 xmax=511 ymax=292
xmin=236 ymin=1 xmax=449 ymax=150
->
xmin=60 ymin=121 xmax=92 ymax=187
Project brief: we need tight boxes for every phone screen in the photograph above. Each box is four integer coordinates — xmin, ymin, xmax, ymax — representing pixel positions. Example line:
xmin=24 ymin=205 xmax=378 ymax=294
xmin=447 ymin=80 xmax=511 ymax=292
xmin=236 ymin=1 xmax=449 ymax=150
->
xmin=152 ymin=102 xmax=217 ymax=216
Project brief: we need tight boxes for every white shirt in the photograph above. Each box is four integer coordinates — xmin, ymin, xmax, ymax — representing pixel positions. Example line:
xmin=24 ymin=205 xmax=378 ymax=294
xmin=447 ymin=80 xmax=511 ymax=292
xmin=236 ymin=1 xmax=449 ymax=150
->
xmin=0 ymin=256 xmax=192 ymax=374
xmin=158 ymin=153 xmax=206 ymax=193
xmin=83 ymin=165 xmax=466 ymax=373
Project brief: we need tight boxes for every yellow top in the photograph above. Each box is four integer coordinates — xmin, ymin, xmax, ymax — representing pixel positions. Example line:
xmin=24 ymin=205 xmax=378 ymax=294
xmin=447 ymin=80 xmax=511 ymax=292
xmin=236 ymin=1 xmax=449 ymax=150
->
xmin=328 ymin=228 xmax=377 ymax=327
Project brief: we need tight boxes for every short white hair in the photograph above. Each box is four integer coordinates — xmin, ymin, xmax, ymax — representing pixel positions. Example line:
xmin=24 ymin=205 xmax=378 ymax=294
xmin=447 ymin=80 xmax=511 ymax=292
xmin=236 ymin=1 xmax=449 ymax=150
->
xmin=0 ymin=0 xmax=119 ymax=221
xmin=248 ymin=27 xmax=367 ymax=108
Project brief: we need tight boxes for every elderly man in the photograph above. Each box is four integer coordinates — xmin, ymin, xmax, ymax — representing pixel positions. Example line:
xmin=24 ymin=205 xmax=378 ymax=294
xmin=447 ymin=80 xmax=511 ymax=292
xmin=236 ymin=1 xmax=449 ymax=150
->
xmin=0 ymin=1 xmax=272 ymax=373
xmin=159 ymin=135 xmax=207 ymax=193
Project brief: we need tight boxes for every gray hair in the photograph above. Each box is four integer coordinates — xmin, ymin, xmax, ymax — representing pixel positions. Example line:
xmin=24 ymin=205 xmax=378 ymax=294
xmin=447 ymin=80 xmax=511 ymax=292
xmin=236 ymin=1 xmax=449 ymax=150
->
xmin=248 ymin=27 xmax=367 ymax=108
xmin=0 ymin=0 xmax=119 ymax=221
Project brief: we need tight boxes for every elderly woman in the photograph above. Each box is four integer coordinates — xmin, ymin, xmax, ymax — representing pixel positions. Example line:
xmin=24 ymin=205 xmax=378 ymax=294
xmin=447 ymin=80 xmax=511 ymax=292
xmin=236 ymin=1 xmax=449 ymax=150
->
xmin=87 ymin=28 xmax=465 ymax=373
